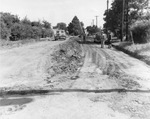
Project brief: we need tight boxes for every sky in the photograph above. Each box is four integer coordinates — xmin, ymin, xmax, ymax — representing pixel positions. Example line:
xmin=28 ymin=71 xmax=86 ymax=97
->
xmin=0 ymin=0 xmax=112 ymax=27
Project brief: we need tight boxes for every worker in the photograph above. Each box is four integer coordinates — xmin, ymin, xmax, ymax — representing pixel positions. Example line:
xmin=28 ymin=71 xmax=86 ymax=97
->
xmin=107 ymin=30 xmax=112 ymax=48
xmin=101 ymin=31 xmax=107 ymax=48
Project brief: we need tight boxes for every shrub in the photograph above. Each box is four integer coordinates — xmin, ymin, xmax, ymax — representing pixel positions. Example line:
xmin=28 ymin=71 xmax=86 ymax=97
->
xmin=10 ymin=23 xmax=24 ymax=40
xmin=131 ymin=20 xmax=150 ymax=43
xmin=0 ymin=20 xmax=10 ymax=40
xmin=1 ymin=12 xmax=53 ymax=41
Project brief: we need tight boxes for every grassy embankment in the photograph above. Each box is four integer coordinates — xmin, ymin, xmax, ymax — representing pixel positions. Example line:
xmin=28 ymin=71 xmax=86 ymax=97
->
xmin=0 ymin=38 xmax=52 ymax=49
xmin=113 ymin=42 xmax=150 ymax=65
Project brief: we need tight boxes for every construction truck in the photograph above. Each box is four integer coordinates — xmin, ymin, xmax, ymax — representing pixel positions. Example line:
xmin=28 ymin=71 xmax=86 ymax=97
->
xmin=53 ymin=29 xmax=66 ymax=41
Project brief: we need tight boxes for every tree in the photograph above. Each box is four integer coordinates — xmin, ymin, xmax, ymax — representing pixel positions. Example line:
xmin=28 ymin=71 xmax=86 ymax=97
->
xmin=0 ymin=12 xmax=19 ymax=40
xmin=10 ymin=23 xmax=24 ymax=40
xmin=0 ymin=20 xmax=10 ymax=40
xmin=103 ymin=0 xmax=149 ymax=32
xmin=0 ymin=12 xmax=20 ymax=29
xmin=67 ymin=16 xmax=83 ymax=35
xmin=131 ymin=19 xmax=150 ymax=43
xmin=56 ymin=22 xmax=67 ymax=30
xmin=31 ymin=21 xmax=42 ymax=27
xmin=86 ymin=25 xmax=101 ymax=35
xmin=21 ymin=17 xmax=34 ymax=39
xmin=0 ymin=12 xmax=53 ymax=40
xmin=31 ymin=26 xmax=42 ymax=39
xmin=42 ymin=20 xmax=51 ymax=29
xmin=21 ymin=17 xmax=31 ymax=25
xmin=22 ymin=24 xmax=33 ymax=39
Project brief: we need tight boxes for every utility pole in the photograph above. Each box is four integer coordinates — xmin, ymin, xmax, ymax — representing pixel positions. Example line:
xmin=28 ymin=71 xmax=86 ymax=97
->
xmin=107 ymin=0 xmax=109 ymax=36
xmin=125 ymin=0 xmax=129 ymax=41
xmin=92 ymin=19 xmax=94 ymax=26
xmin=121 ymin=0 xmax=125 ymax=42
xmin=95 ymin=16 xmax=98 ymax=27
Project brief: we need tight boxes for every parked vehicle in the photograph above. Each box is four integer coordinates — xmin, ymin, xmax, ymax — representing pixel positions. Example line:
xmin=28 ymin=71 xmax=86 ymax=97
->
xmin=94 ymin=32 xmax=102 ymax=43
xmin=53 ymin=29 xmax=66 ymax=40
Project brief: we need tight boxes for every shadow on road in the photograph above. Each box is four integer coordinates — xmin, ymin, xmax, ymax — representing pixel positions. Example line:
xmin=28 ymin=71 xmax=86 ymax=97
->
xmin=77 ymin=41 xmax=100 ymax=45
xmin=0 ymin=98 xmax=33 ymax=106
xmin=1 ymin=88 xmax=150 ymax=97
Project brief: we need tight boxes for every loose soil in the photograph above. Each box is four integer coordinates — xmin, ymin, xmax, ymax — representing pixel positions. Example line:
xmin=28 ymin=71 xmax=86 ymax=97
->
xmin=0 ymin=38 xmax=150 ymax=119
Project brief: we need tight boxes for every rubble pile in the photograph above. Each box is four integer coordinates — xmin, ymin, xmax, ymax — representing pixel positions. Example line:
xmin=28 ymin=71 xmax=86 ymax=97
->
xmin=47 ymin=38 xmax=83 ymax=77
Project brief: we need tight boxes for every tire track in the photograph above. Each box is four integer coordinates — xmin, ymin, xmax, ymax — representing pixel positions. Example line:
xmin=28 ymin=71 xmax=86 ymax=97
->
xmin=94 ymin=46 xmax=130 ymax=74
xmin=89 ymin=45 xmax=117 ymax=75
xmin=86 ymin=45 xmax=107 ymax=72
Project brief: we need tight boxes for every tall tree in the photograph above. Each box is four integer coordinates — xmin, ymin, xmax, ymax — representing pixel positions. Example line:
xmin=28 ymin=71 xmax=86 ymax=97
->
xmin=86 ymin=25 xmax=101 ymax=35
xmin=55 ymin=22 xmax=67 ymax=30
xmin=67 ymin=16 xmax=83 ymax=35
xmin=21 ymin=17 xmax=31 ymax=25
xmin=0 ymin=12 xmax=19 ymax=40
xmin=0 ymin=12 xmax=53 ymax=40
xmin=0 ymin=12 xmax=20 ymax=29
xmin=10 ymin=23 xmax=24 ymax=40
xmin=31 ymin=21 xmax=42 ymax=27
xmin=42 ymin=20 xmax=51 ymax=29
xmin=103 ymin=0 xmax=149 ymax=32
xmin=0 ymin=20 xmax=10 ymax=40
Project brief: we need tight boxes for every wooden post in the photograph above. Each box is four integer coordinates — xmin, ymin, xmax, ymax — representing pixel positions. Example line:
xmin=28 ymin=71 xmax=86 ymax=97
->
xmin=121 ymin=0 xmax=125 ymax=42
xmin=126 ymin=0 xmax=129 ymax=41
xmin=107 ymin=0 xmax=109 ymax=38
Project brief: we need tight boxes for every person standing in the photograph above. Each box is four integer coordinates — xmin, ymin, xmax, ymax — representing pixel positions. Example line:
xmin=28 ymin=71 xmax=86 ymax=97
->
xmin=101 ymin=31 xmax=107 ymax=48
xmin=107 ymin=30 xmax=112 ymax=48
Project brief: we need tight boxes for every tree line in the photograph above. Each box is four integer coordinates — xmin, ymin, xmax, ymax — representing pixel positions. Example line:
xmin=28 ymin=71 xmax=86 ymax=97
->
xmin=0 ymin=12 xmax=53 ymax=41
xmin=103 ymin=0 xmax=150 ymax=43
xmin=0 ymin=13 xmax=85 ymax=41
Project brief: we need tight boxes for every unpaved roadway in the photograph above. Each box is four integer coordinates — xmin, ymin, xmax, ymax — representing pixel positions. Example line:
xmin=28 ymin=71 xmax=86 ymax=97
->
xmin=0 ymin=40 xmax=66 ymax=88
xmin=0 ymin=40 xmax=150 ymax=119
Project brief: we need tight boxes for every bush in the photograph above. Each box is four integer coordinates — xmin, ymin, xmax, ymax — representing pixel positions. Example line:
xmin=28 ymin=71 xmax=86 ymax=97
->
xmin=0 ymin=12 xmax=53 ymax=41
xmin=131 ymin=20 xmax=150 ymax=43
xmin=0 ymin=20 xmax=10 ymax=40
xmin=10 ymin=23 xmax=24 ymax=40
xmin=31 ymin=26 xmax=42 ymax=39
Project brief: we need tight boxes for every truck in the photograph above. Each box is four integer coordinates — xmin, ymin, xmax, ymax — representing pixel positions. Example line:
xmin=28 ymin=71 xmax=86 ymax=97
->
xmin=53 ymin=29 xmax=66 ymax=41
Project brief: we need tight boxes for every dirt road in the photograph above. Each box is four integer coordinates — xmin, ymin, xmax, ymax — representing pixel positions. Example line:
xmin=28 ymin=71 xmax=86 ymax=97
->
xmin=0 ymin=41 xmax=150 ymax=119
xmin=0 ymin=40 xmax=65 ymax=88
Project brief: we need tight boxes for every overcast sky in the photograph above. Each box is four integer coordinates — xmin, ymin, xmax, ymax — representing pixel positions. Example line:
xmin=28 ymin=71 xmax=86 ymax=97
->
xmin=0 ymin=0 xmax=112 ymax=27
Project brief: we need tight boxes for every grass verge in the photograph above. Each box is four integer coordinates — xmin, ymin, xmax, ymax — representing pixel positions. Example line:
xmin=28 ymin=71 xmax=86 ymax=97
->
xmin=112 ymin=42 xmax=150 ymax=65
xmin=0 ymin=38 xmax=52 ymax=49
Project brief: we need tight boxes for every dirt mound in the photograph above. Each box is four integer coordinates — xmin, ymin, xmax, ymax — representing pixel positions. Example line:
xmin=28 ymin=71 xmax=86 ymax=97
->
xmin=46 ymin=38 xmax=84 ymax=79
